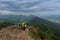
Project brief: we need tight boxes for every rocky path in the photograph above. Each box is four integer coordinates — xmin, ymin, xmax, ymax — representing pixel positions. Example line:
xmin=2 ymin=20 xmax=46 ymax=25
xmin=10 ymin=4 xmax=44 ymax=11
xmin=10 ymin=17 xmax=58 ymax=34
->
xmin=0 ymin=26 xmax=33 ymax=40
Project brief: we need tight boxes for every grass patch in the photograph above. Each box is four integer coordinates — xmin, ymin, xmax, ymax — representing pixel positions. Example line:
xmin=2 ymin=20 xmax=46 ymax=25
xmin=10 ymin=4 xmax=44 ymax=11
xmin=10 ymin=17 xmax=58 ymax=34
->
xmin=28 ymin=26 xmax=41 ymax=40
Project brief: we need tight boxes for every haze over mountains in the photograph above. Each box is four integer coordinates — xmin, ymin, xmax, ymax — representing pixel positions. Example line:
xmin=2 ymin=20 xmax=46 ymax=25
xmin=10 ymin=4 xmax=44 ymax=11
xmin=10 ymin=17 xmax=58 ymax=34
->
xmin=0 ymin=14 xmax=35 ymax=24
xmin=0 ymin=14 xmax=60 ymax=32
xmin=41 ymin=15 xmax=60 ymax=24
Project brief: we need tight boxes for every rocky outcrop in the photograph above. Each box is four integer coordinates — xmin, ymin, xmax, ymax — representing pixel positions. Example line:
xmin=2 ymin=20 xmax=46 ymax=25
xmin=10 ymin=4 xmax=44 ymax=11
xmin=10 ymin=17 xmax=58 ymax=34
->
xmin=0 ymin=26 xmax=33 ymax=40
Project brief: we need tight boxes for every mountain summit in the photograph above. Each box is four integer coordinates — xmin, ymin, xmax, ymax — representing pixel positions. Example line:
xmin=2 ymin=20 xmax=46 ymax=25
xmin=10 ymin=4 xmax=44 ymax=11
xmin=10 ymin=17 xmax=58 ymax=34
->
xmin=0 ymin=26 xmax=33 ymax=40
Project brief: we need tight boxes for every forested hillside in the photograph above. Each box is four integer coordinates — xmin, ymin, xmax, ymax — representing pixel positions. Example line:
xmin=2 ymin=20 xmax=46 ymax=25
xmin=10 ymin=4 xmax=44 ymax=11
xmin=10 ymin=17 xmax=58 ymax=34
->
xmin=29 ymin=16 xmax=60 ymax=32
xmin=0 ymin=22 xmax=14 ymax=29
xmin=28 ymin=16 xmax=60 ymax=40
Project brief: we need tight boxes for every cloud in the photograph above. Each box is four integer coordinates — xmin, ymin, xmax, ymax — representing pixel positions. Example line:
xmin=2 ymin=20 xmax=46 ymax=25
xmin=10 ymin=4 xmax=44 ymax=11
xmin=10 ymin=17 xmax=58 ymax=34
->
xmin=0 ymin=10 xmax=60 ymax=15
xmin=40 ymin=0 xmax=60 ymax=11
xmin=0 ymin=0 xmax=40 ymax=12
xmin=0 ymin=0 xmax=60 ymax=12
xmin=0 ymin=10 xmax=14 ymax=14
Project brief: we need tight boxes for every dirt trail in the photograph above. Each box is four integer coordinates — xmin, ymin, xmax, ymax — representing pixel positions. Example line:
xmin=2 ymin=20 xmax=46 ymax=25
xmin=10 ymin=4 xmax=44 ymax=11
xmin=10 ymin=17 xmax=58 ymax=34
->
xmin=0 ymin=26 xmax=33 ymax=40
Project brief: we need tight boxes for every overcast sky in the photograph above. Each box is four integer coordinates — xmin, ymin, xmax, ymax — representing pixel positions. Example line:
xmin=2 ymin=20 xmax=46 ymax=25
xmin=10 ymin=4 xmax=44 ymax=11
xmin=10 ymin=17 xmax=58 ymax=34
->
xmin=0 ymin=0 xmax=60 ymax=15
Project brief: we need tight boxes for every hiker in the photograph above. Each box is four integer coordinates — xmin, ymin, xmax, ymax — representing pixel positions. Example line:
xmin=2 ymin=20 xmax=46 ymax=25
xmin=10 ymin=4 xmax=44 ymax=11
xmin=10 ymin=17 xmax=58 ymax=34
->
xmin=19 ymin=20 xmax=27 ymax=31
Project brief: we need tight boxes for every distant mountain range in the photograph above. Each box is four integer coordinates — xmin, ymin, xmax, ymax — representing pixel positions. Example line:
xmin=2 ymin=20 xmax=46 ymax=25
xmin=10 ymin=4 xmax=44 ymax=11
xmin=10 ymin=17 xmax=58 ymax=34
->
xmin=0 ymin=14 xmax=35 ymax=24
xmin=0 ymin=14 xmax=60 ymax=32
xmin=41 ymin=15 xmax=60 ymax=23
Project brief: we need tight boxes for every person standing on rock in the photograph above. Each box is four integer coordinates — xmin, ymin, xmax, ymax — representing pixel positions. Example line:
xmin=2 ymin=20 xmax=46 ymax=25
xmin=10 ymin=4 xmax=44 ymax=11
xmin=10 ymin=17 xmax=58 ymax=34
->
xmin=19 ymin=20 xmax=27 ymax=31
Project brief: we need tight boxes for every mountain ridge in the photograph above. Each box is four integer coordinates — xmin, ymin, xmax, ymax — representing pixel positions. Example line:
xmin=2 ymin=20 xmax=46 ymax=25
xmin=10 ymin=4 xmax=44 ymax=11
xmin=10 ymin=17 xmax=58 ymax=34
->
xmin=29 ymin=16 xmax=60 ymax=32
xmin=41 ymin=15 xmax=60 ymax=23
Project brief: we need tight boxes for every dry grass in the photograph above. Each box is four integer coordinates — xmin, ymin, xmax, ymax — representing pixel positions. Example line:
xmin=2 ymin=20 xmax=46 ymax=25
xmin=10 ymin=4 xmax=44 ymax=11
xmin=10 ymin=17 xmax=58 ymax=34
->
xmin=0 ymin=26 xmax=33 ymax=40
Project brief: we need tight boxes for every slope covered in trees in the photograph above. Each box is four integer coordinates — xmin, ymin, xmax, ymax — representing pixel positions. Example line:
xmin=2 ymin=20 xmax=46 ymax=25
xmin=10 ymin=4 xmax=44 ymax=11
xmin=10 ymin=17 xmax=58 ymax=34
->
xmin=0 ymin=22 xmax=14 ymax=29
xmin=29 ymin=16 xmax=60 ymax=32
xmin=28 ymin=16 xmax=60 ymax=40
